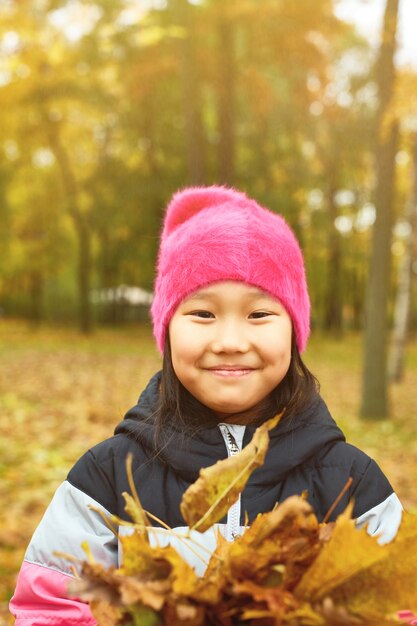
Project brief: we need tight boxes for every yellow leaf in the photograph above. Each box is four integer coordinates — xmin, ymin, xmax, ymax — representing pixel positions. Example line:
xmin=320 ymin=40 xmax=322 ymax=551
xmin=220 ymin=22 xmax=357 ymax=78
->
xmin=119 ymin=531 xmax=170 ymax=578
xmin=123 ymin=453 xmax=150 ymax=533
xmin=118 ymin=578 xmax=169 ymax=611
xmin=180 ymin=413 xmax=282 ymax=532
xmin=227 ymin=497 xmax=320 ymax=587
xmin=332 ymin=511 xmax=417 ymax=615
xmin=90 ymin=600 xmax=124 ymax=626
xmin=296 ymin=507 xmax=417 ymax=616
xmin=295 ymin=504 xmax=386 ymax=601
xmin=123 ymin=491 xmax=149 ymax=528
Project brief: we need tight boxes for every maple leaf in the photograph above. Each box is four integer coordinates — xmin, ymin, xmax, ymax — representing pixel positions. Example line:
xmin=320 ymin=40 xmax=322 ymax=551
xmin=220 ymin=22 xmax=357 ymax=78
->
xmin=162 ymin=600 xmax=206 ymax=626
xmin=330 ymin=511 xmax=417 ymax=615
xmin=121 ymin=529 xmax=204 ymax=599
xmin=127 ymin=605 xmax=163 ymax=626
xmin=192 ymin=530 xmax=230 ymax=605
xmin=295 ymin=505 xmax=417 ymax=620
xmin=233 ymin=579 xmax=300 ymax=622
xmin=180 ymin=412 xmax=282 ymax=532
xmin=89 ymin=600 xmax=124 ymax=626
xmin=67 ymin=560 xmax=119 ymax=603
xmin=226 ymin=496 xmax=320 ymax=588
xmin=294 ymin=503 xmax=383 ymax=601
xmin=312 ymin=597 xmax=399 ymax=626
xmin=119 ymin=531 xmax=172 ymax=579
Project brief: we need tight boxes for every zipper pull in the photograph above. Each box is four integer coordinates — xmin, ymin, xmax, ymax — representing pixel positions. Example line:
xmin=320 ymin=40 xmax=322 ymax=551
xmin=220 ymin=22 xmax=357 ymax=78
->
xmin=226 ymin=431 xmax=240 ymax=455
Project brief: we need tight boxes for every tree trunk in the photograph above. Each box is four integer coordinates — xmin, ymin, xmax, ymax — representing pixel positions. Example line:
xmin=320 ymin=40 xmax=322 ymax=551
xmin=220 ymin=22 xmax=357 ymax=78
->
xmin=388 ymin=133 xmax=417 ymax=381
xmin=29 ymin=270 xmax=44 ymax=323
xmin=44 ymin=114 xmax=92 ymax=334
xmin=324 ymin=178 xmax=343 ymax=334
xmin=216 ymin=12 xmax=236 ymax=184
xmin=75 ymin=219 xmax=92 ymax=334
xmin=360 ymin=0 xmax=400 ymax=419
xmin=173 ymin=0 xmax=207 ymax=185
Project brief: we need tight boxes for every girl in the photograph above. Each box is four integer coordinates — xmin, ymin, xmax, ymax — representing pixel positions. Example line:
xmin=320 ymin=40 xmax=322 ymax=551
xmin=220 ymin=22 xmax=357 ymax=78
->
xmin=10 ymin=186 xmax=403 ymax=625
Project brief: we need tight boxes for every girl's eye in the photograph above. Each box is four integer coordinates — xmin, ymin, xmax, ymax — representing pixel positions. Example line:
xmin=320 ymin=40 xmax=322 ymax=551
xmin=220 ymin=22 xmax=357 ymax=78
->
xmin=249 ymin=311 xmax=272 ymax=319
xmin=189 ymin=310 xmax=214 ymax=319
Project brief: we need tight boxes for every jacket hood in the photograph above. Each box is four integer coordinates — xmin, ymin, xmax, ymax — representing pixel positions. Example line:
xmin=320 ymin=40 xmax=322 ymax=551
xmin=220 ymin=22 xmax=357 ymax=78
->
xmin=115 ymin=371 xmax=346 ymax=484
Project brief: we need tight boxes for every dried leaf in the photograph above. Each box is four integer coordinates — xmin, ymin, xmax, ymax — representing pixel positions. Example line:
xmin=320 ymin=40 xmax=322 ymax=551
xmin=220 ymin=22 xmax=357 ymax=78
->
xmin=68 ymin=427 xmax=417 ymax=626
xmin=294 ymin=503 xmax=385 ymax=601
xmin=180 ymin=412 xmax=282 ymax=532
xmin=67 ymin=561 xmax=120 ymax=605
xmin=227 ymin=496 xmax=320 ymax=588
xmin=331 ymin=511 xmax=417 ymax=615
xmin=296 ymin=506 xmax=417 ymax=618
xmin=233 ymin=579 xmax=299 ymax=620
xmin=123 ymin=452 xmax=150 ymax=534
xmin=118 ymin=578 xmax=170 ymax=610
xmin=193 ymin=531 xmax=229 ymax=605
xmin=120 ymin=531 xmax=171 ymax=579
xmin=313 ymin=597 xmax=400 ymax=626
xmin=89 ymin=600 xmax=124 ymax=626
xmin=162 ymin=600 xmax=206 ymax=626
xmin=128 ymin=605 xmax=162 ymax=626
xmin=239 ymin=495 xmax=318 ymax=548
xmin=123 ymin=492 xmax=150 ymax=528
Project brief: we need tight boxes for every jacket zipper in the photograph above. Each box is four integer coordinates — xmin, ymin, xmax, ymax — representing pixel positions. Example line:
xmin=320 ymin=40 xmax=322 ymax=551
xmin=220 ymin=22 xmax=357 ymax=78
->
xmin=219 ymin=424 xmax=243 ymax=541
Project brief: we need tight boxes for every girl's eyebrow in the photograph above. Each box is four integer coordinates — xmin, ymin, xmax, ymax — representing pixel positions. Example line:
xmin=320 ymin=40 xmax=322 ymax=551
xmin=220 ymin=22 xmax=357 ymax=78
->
xmin=182 ymin=292 xmax=217 ymax=305
xmin=184 ymin=289 xmax=278 ymax=303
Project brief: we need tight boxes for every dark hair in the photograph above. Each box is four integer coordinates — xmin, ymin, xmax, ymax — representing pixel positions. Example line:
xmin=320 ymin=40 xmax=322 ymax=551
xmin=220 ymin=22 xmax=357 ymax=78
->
xmin=153 ymin=333 xmax=319 ymax=449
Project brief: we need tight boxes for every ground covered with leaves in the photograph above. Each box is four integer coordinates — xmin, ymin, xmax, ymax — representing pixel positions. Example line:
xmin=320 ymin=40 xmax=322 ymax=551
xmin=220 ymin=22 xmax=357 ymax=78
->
xmin=1 ymin=321 xmax=417 ymax=625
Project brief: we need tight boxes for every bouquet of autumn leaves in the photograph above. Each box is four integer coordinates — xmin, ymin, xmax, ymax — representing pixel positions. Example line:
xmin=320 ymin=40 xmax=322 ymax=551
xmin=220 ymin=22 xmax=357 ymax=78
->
xmin=67 ymin=414 xmax=417 ymax=626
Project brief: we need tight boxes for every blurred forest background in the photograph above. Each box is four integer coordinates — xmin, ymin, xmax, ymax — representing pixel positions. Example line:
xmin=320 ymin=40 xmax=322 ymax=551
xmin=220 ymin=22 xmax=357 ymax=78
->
xmin=1 ymin=0 xmax=417 ymax=623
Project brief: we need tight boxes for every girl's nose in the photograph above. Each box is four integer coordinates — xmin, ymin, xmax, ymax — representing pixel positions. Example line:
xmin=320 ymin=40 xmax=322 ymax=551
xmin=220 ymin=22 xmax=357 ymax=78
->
xmin=210 ymin=320 xmax=250 ymax=354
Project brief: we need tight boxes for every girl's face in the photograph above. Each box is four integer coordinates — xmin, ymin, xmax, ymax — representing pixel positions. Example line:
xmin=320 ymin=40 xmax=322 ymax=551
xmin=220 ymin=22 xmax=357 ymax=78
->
xmin=168 ymin=281 xmax=292 ymax=423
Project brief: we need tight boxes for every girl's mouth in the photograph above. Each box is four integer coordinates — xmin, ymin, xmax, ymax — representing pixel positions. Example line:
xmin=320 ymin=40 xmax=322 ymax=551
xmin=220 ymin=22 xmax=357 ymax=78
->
xmin=207 ymin=368 xmax=254 ymax=378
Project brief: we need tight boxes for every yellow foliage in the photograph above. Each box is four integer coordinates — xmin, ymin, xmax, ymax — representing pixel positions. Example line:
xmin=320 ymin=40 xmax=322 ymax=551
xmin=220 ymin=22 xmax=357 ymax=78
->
xmin=69 ymin=418 xmax=417 ymax=625
xmin=180 ymin=412 xmax=282 ymax=532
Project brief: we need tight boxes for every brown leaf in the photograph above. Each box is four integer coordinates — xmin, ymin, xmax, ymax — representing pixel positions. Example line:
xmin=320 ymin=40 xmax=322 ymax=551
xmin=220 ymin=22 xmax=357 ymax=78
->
xmin=314 ymin=597 xmax=401 ymax=626
xmin=123 ymin=452 xmax=151 ymax=532
xmin=226 ymin=496 xmax=320 ymax=588
xmin=163 ymin=600 xmax=206 ymax=626
xmin=233 ymin=579 xmax=300 ymax=620
xmin=67 ymin=561 xmax=120 ymax=605
xmin=294 ymin=504 xmax=384 ymax=601
xmin=296 ymin=506 xmax=417 ymax=618
xmin=118 ymin=578 xmax=170 ymax=610
xmin=180 ymin=413 xmax=283 ymax=532
xmin=119 ymin=531 xmax=171 ymax=579
xmin=89 ymin=600 xmax=124 ymax=626
xmin=331 ymin=511 xmax=417 ymax=615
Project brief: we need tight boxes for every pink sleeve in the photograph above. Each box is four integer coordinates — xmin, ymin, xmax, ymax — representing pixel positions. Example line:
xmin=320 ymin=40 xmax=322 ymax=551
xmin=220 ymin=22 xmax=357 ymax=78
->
xmin=10 ymin=561 xmax=96 ymax=626
xmin=399 ymin=612 xmax=417 ymax=625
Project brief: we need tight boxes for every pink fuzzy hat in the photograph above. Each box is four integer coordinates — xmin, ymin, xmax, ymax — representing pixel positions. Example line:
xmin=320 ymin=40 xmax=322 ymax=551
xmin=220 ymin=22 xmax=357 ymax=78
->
xmin=151 ymin=186 xmax=310 ymax=353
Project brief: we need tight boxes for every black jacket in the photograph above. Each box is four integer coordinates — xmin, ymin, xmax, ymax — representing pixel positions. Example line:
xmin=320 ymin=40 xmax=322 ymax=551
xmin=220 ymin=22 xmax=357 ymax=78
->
xmin=69 ymin=371 xmax=394 ymax=525
xmin=11 ymin=371 xmax=402 ymax=624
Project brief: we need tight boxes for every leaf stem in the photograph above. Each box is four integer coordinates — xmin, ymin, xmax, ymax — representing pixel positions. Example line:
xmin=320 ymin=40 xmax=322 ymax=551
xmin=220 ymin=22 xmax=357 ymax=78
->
xmin=144 ymin=510 xmax=221 ymax=561
xmin=322 ymin=477 xmax=353 ymax=524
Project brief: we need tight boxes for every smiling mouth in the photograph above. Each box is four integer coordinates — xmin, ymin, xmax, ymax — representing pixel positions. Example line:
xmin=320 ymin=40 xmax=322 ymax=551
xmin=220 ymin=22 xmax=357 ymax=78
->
xmin=206 ymin=367 xmax=255 ymax=378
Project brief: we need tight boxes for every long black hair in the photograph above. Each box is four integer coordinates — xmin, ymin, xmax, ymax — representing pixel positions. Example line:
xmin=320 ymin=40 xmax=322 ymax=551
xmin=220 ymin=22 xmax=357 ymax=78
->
xmin=153 ymin=332 xmax=319 ymax=449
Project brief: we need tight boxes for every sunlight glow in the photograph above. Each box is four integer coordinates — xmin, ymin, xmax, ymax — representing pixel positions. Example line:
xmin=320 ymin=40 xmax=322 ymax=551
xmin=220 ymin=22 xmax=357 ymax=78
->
xmin=48 ymin=1 xmax=103 ymax=42
xmin=335 ymin=0 xmax=417 ymax=68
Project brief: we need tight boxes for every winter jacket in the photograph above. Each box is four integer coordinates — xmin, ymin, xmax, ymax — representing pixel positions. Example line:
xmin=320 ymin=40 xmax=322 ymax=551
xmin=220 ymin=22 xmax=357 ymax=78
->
xmin=10 ymin=371 xmax=403 ymax=625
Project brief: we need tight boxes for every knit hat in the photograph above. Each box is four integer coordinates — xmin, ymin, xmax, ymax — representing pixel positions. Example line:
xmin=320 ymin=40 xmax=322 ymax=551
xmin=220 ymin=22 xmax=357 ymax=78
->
xmin=151 ymin=186 xmax=310 ymax=353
